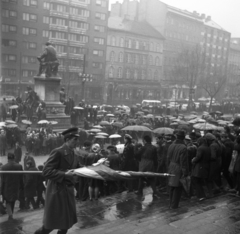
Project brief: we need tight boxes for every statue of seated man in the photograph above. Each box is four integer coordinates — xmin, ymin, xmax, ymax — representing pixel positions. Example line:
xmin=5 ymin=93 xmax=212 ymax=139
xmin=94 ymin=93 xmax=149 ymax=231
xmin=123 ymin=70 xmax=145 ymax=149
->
xmin=37 ymin=42 xmax=59 ymax=78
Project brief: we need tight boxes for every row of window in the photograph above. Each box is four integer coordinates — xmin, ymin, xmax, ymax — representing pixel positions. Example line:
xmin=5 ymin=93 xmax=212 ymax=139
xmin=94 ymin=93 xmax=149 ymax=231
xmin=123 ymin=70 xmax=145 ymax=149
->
xmin=50 ymin=31 xmax=89 ymax=43
xmin=109 ymin=52 xmax=162 ymax=66
xmin=2 ymin=39 xmax=37 ymax=49
xmin=108 ymin=36 xmax=163 ymax=52
xmin=165 ymin=31 xmax=199 ymax=43
xmin=108 ymin=67 xmax=160 ymax=80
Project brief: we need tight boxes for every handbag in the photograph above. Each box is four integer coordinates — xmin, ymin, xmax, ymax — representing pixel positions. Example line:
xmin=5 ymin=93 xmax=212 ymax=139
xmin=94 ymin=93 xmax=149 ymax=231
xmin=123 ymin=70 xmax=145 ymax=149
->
xmin=229 ymin=150 xmax=237 ymax=174
xmin=180 ymin=176 xmax=191 ymax=195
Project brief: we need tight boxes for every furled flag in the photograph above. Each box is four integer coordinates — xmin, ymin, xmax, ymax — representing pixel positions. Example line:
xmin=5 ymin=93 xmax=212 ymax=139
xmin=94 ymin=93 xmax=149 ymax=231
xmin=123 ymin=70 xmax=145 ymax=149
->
xmin=73 ymin=158 xmax=174 ymax=181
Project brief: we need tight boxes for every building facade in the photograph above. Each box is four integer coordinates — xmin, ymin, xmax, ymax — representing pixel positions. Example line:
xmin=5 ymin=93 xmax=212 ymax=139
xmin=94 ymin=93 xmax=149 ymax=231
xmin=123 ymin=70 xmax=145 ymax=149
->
xmin=1 ymin=0 xmax=108 ymax=104
xmin=104 ymin=17 xmax=164 ymax=105
xmin=227 ymin=38 xmax=240 ymax=99
xmin=1 ymin=0 xmax=49 ymax=97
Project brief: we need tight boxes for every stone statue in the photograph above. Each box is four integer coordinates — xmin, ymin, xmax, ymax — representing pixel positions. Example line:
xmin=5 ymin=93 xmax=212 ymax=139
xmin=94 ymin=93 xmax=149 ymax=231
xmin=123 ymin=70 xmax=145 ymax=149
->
xmin=37 ymin=42 xmax=59 ymax=78
xmin=60 ymin=87 xmax=66 ymax=103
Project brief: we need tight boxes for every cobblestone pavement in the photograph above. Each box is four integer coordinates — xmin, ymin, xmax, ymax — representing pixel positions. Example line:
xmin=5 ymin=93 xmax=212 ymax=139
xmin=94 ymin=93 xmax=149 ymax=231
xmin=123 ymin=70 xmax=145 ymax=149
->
xmin=1 ymin=188 xmax=240 ymax=234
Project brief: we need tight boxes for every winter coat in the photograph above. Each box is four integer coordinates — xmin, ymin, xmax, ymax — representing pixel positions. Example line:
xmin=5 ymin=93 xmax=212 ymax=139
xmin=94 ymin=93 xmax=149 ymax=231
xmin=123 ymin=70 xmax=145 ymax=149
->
xmin=191 ymin=143 xmax=211 ymax=179
xmin=42 ymin=143 xmax=79 ymax=230
xmin=107 ymin=152 xmax=121 ymax=170
xmin=167 ymin=139 xmax=188 ymax=187
xmin=24 ymin=166 xmax=38 ymax=198
xmin=14 ymin=146 xmax=22 ymax=163
xmin=209 ymin=141 xmax=222 ymax=180
xmin=136 ymin=143 xmax=158 ymax=172
xmin=122 ymin=143 xmax=137 ymax=171
xmin=1 ymin=161 xmax=23 ymax=201
xmin=234 ymin=143 xmax=240 ymax=173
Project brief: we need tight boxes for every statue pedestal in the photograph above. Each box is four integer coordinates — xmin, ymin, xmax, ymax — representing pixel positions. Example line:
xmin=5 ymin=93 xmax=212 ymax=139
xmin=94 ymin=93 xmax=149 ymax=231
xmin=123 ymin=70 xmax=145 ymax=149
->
xmin=34 ymin=76 xmax=70 ymax=129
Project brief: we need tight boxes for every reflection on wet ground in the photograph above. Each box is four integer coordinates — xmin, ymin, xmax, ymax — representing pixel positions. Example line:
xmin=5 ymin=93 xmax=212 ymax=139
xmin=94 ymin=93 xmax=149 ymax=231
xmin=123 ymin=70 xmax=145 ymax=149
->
xmin=1 ymin=189 xmax=240 ymax=234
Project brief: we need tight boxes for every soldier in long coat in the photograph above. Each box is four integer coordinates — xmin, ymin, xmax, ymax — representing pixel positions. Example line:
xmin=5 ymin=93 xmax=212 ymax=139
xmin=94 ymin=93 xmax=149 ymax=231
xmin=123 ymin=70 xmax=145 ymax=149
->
xmin=34 ymin=127 xmax=80 ymax=234
xmin=167 ymin=130 xmax=189 ymax=209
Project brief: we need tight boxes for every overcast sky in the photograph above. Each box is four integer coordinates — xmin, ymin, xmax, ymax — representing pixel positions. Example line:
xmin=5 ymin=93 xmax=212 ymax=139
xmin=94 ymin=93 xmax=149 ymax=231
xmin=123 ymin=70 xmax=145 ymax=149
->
xmin=109 ymin=0 xmax=240 ymax=37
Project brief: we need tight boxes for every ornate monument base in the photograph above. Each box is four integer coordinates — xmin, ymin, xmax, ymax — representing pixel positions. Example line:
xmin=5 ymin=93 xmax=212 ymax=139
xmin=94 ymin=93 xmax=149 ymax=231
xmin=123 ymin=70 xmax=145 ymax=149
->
xmin=34 ymin=76 xmax=70 ymax=129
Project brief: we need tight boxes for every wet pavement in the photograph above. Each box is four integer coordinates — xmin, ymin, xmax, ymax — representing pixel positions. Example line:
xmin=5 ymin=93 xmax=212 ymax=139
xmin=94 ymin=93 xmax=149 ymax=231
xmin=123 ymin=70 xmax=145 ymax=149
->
xmin=1 ymin=188 xmax=240 ymax=234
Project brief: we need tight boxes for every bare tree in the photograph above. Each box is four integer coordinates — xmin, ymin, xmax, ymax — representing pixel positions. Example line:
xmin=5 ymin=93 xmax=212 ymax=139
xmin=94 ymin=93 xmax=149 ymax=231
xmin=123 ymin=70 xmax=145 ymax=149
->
xmin=169 ymin=44 xmax=206 ymax=106
xmin=200 ymin=74 xmax=227 ymax=111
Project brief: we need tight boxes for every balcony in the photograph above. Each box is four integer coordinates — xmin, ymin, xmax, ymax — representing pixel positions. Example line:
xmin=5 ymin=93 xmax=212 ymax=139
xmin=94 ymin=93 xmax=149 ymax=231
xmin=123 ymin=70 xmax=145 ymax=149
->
xmin=50 ymin=0 xmax=69 ymax=5
xmin=49 ymin=38 xmax=68 ymax=45
xmin=50 ymin=10 xmax=69 ymax=19
xmin=69 ymin=27 xmax=87 ymax=34
xmin=70 ymin=0 xmax=88 ymax=8
xmin=69 ymin=14 xmax=87 ymax=22
xmin=69 ymin=53 xmax=84 ymax=59
xmin=49 ymin=24 xmax=68 ymax=32
xmin=69 ymin=41 xmax=85 ymax=47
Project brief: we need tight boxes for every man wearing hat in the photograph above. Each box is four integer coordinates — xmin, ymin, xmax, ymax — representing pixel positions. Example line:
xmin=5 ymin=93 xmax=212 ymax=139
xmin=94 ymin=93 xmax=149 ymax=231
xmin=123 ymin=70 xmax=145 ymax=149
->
xmin=167 ymin=130 xmax=188 ymax=209
xmin=35 ymin=127 xmax=79 ymax=234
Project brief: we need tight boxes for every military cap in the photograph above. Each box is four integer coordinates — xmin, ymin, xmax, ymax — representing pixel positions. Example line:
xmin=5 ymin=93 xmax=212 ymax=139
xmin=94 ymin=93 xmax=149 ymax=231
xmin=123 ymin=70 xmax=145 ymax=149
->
xmin=62 ymin=127 xmax=79 ymax=139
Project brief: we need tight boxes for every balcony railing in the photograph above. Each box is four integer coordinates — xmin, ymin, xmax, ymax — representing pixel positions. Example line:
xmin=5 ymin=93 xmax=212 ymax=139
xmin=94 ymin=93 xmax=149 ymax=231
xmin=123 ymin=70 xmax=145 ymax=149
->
xmin=50 ymin=10 xmax=69 ymax=19
xmin=49 ymin=24 xmax=68 ymax=32
xmin=69 ymin=14 xmax=87 ymax=21
xmin=69 ymin=27 xmax=87 ymax=34
xmin=70 ymin=0 xmax=88 ymax=8
xmin=50 ymin=0 xmax=69 ymax=5
xmin=49 ymin=38 xmax=68 ymax=45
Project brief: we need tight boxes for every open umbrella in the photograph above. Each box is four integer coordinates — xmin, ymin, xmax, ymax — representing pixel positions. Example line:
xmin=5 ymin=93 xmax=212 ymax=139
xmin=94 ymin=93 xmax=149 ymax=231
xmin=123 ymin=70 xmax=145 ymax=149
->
xmin=97 ymin=132 xmax=109 ymax=136
xmin=142 ymin=123 xmax=151 ymax=128
xmin=106 ymin=114 xmax=114 ymax=117
xmin=0 ymin=122 xmax=6 ymax=127
xmin=89 ymin=128 xmax=101 ymax=133
xmin=170 ymin=122 xmax=178 ymax=126
xmin=112 ymin=122 xmax=123 ymax=128
xmin=146 ymin=114 xmax=154 ymax=118
xmin=74 ymin=106 xmax=84 ymax=110
xmin=193 ymin=123 xmax=217 ymax=130
xmin=109 ymin=134 xmax=122 ymax=138
xmin=93 ymin=125 xmax=104 ymax=129
xmin=49 ymin=121 xmax=58 ymax=125
xmin=121 ymin=125 xmax=152 ymax=132
xmin=153 ymin=127 xmax=174 ymax=135
xmin=38 ymin=120 xmax=49 ymax=124
xmin=232 ymin=116 xmax=240 ymax=126
xmin=5 ymin=120 xmax=16 ymax=124
xmin=22 ymin=120 xmax=32 ymax=125
xmin=5 ymin=124 xmax=18 ymax=128
xmin=9 ymin=105 xmax=18 ymax=109
xmin=99 ymin=121 xmax=110 ymax=126
xmin=95 ymin=135 xmax=107 ymax=139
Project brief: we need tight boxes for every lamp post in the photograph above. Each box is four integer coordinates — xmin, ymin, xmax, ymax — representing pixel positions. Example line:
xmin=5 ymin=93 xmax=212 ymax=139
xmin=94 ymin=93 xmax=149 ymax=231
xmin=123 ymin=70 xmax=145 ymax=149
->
xmin=79 ymin=73 xmax=93 ymax=101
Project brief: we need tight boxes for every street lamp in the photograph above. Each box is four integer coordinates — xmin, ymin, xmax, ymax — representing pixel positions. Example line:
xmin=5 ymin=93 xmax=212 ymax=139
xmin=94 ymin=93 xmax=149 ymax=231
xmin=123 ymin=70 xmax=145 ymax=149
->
xmin=78 ymin=73 xmax=93 ymax=101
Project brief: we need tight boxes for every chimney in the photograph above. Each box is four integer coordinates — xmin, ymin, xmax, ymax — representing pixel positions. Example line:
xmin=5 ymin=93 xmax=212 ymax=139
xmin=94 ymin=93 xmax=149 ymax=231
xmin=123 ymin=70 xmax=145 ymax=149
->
xmin=201 ymin=13 xmax=206 ymax=19
xmin=206 ymin=16 xmax=211 ymax=22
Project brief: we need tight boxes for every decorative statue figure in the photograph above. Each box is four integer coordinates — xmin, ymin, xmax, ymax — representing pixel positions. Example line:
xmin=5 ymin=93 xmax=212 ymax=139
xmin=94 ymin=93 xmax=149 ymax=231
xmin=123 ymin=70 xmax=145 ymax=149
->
xmin=37 ymin=42 xmax=59 ymax=78
xmin=60 ymin=87 xmax=66 ymax=104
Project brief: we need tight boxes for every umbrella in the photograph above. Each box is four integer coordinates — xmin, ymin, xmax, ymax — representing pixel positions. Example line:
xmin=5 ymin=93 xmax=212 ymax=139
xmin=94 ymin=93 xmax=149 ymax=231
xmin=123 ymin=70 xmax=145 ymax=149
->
xmin=109 ymin=134 xmax=122 ymax=138
xmin=142 ymin=123 xmax=151 ymax=128
xmin=5 ymin=124 xmax=18 ymax=128
xmin=38 ymin=120 xmax=49 ymax=124
xmin=136 ymin=111 xmax=144 ymax=115
xmin=99 ymin=121 xmax=110 ymax=126
xmin=95 ymin=135 xmax=107 ymax=139
xmin=215 ymin=126 xmax=224 ymax=131
xmin=106 ymin=114 xmax=114 ymax=117
xmin=74 ymin=106 xmax=84 ymax=110
xmin=191 ymin=111 xmax=197 ymax=115
xmin=193 ymin=123 xmax=217 ymax=130
xmin=170 ymin=122 xmax=178 ymax=126
xmin=178 ymin=125 xmax=190 ymax=132
xmin=89 ymin=128 xmax=101 ymax=133
xmin=121 ymin=125 xmax=152 ymax=132
xmin=146 ymin=114 xmax=154 ymax=118
xmin=0 ymin=122 xmax=6 ymax=127
xmin=97 ymin=132 xmax=109 ymax=136
xmin=49 ymin=121 xmax=58 ymax=125
xmin=22 ymin=120 xmax=32 ymax=125
xmin=93 ymin=125 xmax=104 ymax=129
xmin=112 ymin=122 xmax=123 ymax=128
xmin=232 ymin=116 xmax=240 ymax=126
xmin=9 ymin=105 xmax=18 ymax=109
xmin=153 ymin=127 xmax=174 ymax=135
xmin=177 ymin=120 xmax=190 ymax=125
xmin=5 ymin=120 xmax=16 ymax=124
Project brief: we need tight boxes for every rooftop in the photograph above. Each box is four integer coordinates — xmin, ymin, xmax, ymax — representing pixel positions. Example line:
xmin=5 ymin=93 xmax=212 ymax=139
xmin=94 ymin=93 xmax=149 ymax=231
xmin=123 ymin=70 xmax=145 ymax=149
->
xmin=108 ymin=16 xmax=165 ymax=40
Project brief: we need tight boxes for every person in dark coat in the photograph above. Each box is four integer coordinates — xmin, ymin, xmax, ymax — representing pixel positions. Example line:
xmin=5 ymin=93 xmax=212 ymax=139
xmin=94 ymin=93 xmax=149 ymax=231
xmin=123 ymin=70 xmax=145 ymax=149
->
xmin=14 ymin=142 xmax=22 ymax=163
xmin=191 ymin=137 xmax=211 ymax=200
xmin=234 ymin=136 xmax=240 ymax=196
xmin=34 ymin=127 xmax=80 ymax=234
xmin=85 ymin=144 xmax=101 ymax=200
xmin=23 ymin=151 xmax=36 ymax=170
xmin=1 ymin=153 xmax=23 ymax=220
xmin=167 ymin=130 xmax=189 ymax=209
xmin=135 ymin=135 xmax=159 ymax=197
xmin=122 ymin=134 xmax=138 ymax=192
xmin=24 ymin=161 xmax=38 ymax=210
xmin=107 ymin=145 xmax=121 ymax=194
xmin=36 ymin=165 xmax=45 ymax=208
